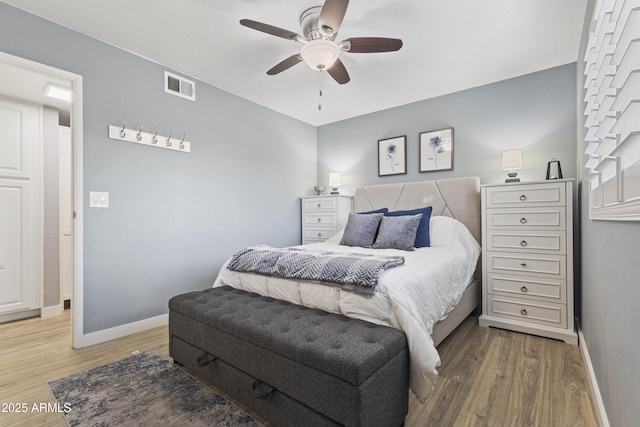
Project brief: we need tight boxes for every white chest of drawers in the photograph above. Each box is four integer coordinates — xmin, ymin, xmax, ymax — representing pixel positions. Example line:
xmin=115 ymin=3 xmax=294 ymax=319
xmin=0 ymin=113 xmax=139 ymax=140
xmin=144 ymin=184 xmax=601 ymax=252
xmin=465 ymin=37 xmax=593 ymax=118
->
xmin=479 ymin=180 xmax=577 ymax=344
xmin=300 ymin=195 xmax=352 ymax=244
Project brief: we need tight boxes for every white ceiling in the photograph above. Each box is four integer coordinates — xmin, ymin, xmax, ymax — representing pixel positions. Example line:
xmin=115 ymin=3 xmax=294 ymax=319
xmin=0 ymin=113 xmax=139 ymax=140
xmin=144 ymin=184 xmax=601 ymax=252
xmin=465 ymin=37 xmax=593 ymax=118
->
xmin=1 ymin=0 xmax=587 ymax=126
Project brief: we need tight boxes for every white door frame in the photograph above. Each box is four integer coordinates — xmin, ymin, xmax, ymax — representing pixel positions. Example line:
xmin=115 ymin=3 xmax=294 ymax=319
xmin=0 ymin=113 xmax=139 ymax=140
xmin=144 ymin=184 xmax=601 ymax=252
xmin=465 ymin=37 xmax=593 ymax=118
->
xmin=59 ymin=125 xmax=73 ymax=306
xmin=0 ymin=51 xmax=85 ymax=348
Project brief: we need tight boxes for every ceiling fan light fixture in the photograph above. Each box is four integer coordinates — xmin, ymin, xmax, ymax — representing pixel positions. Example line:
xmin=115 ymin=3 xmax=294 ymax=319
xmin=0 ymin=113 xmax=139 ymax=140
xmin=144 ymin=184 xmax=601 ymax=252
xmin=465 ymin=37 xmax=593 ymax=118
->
xmin=300 ymin=39 xmax=340 ymax=70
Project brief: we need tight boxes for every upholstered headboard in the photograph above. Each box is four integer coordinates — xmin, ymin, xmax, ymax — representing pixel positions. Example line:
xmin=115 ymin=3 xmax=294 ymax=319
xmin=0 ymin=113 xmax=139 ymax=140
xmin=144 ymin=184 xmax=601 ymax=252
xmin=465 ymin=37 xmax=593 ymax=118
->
xmin=353 ymin=176 xmax=481 ymax=244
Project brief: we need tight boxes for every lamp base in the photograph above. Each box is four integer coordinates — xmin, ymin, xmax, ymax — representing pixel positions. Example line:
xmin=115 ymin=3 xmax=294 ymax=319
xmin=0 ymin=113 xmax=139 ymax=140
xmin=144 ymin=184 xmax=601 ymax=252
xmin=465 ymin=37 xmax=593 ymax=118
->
xmin=505 ymin=171 xmax=520 ymax=183
xmin=330 ymin=187 xmax=339 ymax=195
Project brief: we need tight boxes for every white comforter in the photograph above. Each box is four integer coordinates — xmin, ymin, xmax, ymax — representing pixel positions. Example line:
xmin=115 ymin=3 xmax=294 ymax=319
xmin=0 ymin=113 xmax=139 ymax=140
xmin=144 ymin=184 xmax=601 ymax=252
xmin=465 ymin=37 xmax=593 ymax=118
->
xmin=213 ymin=216 xmax=480 ymax=401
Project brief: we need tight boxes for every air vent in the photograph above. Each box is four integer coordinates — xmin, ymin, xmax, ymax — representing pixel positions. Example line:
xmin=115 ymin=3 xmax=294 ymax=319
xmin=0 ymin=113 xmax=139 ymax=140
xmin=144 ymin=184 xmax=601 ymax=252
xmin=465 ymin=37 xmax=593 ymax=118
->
xmin=164 ymin=71 xmax=195 ymax=101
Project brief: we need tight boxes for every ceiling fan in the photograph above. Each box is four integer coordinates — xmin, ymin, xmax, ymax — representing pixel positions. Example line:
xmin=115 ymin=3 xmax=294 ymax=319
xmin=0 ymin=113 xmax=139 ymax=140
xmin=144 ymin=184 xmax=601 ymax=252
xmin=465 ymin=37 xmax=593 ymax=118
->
xmin=240 ymin=0 xmax=403 ymax=85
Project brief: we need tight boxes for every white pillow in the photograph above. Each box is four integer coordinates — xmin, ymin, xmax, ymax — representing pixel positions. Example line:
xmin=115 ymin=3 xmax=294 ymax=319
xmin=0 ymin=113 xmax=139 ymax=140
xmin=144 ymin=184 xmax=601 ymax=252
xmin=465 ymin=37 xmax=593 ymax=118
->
xmin=429 ymin=215 xmax=477 ymax=247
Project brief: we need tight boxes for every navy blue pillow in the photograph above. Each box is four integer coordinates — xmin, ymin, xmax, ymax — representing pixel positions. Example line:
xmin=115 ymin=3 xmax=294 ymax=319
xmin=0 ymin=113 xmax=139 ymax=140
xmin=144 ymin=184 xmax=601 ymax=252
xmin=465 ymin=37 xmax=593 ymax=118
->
xmin=357 ymin=207 xmax=389 ymax=215
xmin=386 ymin=206 xmax=433 ymax=247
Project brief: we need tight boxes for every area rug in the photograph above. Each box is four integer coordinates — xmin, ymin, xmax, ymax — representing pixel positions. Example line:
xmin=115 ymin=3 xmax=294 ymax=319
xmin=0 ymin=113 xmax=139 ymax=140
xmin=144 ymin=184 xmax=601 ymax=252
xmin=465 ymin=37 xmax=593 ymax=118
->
xmin=48 ymin=350 xmax=262 ymax=427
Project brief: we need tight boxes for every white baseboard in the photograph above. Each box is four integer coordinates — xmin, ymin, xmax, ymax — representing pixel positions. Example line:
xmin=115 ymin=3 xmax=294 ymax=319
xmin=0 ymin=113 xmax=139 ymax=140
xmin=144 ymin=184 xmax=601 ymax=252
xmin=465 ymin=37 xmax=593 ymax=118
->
xmin=0 ymin=308 xmax=40 ymax=323
xmin=40 ymin=304 xmax=64 ymax=318
xmin=73 ymin=313 xmax=168 ymax=348
xmin=577 ymin=322 xmax=610 ymax=427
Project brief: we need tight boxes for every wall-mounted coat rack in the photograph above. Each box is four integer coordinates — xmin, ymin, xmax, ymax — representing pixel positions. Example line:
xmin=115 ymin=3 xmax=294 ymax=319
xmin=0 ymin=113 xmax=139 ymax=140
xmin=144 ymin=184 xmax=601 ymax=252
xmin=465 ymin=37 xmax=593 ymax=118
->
xmin=108 ymin=122 xmax=191 ymax=153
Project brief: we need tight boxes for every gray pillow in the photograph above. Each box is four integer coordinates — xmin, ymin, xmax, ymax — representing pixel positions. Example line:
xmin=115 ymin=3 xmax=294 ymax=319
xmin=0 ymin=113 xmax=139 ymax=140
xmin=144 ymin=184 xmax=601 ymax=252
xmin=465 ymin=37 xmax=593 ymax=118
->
xmin=372 ymin=213 xmax=423 ymax=251
xmin=339 ymin=213 xmax=384 ymax=247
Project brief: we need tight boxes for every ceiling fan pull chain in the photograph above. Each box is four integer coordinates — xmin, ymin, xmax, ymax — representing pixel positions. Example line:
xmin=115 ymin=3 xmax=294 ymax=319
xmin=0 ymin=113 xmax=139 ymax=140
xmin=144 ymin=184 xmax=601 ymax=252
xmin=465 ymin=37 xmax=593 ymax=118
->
xmin=318 ymin=71 xmax=323 ymax=111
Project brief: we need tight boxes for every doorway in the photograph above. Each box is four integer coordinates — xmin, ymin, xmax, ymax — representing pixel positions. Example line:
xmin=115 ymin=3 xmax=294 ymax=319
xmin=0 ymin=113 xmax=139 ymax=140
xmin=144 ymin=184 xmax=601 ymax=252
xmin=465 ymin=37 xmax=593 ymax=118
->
xmin=0 ymin=51 xmax=83 ymax=347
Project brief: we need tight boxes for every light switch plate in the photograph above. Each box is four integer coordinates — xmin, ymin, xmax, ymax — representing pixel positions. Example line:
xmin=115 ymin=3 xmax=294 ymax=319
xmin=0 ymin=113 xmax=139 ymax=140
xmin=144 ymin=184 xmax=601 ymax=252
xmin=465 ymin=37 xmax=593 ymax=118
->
xmin=90 ymin=191 xmax=109 ymax=208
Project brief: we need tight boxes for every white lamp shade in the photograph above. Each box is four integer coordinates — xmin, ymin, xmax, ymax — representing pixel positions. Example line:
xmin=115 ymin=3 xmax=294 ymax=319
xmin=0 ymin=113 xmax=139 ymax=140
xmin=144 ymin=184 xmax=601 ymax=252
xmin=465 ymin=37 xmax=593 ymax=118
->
xmin=300 ymin=39 xmax=340 ymax=70
xmin=502 ymin=150 xmax=523 ymax=170
xmin=329 ymin=172 xmax=342 ymax=187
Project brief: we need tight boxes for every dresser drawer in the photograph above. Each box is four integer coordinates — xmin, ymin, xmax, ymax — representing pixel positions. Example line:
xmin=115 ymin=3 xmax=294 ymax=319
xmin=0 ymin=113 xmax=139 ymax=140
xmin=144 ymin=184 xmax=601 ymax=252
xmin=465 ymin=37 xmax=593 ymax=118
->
xmin=487 ymin=273 xmax=566 ymax=303
xmin=485 ymin=182 xmax=565 ymax=208
xmin=303 ymin=197 xmax=337 ymax=211
xmin=486 ymin=230 xmax=566 ymax=254
xmin=487 ymin=252 xmax=566 ymax=277
xmin=303 ymin=227 xmax=337 ymax=242
xmin=486 ymin=207 xmax=566 ymax=230
xmin=304 ymin=213 xmax=337 ymax=226
xmin=487 ymin=295 xmax=567 ymax=328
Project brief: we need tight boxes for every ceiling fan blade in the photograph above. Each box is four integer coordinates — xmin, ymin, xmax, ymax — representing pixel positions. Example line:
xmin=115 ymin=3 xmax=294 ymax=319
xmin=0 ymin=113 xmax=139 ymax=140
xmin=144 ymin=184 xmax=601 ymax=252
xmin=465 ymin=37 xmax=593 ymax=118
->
xmin=341 ymin=37 xmax=403 ymax=53
xmin=267 ymin=54 xmax=303 ymax=75
xmin=327 ymin=58 xmax=350 ymax=85
xmin=240 ymin=19 xmax=302 ymax=41
xmin=318 ymin=0 xmax=349 ymax=37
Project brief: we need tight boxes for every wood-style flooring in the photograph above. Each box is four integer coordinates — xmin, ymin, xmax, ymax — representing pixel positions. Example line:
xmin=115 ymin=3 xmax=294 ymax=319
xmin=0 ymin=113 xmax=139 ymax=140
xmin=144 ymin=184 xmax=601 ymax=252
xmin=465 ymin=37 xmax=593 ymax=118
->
xmin=406 ymin=315 xmax=600 ymax=426
xmin=0 ymin=310 xmax=600 ymax=426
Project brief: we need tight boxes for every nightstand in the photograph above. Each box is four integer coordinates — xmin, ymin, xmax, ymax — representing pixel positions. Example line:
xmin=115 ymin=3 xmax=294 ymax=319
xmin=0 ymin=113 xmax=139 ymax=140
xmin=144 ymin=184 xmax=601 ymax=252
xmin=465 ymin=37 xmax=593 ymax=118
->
xmin=479 ymin=179 xmax=577 ymax=344
xmin=300 ymin=195 xmax=352 ymax=244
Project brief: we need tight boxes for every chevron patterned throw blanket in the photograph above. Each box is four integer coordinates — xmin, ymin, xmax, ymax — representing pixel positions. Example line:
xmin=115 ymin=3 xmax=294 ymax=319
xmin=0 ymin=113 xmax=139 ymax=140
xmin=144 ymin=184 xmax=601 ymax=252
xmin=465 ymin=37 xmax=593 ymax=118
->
xmin=226 ymin=246 xmax=405 ymax=296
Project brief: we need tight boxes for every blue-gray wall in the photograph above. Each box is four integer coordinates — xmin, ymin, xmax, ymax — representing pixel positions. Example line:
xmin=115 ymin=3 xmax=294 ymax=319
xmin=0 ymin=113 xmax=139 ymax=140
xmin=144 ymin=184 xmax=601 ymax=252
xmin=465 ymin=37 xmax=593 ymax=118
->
xmin=577 ymin=1 xmax=640 ymax=425
xmin=317 ymin=64 xmax=577 ymax=191
xmin=0 ymin=3 xmax=317 ymax=333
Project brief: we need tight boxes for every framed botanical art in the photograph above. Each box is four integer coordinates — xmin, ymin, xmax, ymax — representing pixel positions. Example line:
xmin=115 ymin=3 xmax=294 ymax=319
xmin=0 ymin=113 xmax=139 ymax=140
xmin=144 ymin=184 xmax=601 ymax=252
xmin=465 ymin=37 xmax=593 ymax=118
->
xmin=378 ymin=135 xmax=407 ymax=176
xmin=419 ymin=127 xmax=454 ymax=172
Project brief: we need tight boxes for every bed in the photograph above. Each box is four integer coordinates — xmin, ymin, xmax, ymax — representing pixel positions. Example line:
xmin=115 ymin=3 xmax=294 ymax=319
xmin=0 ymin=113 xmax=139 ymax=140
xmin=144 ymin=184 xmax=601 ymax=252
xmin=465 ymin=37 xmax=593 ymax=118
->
xmin=213 ymin=176 xmax=481 ymax=401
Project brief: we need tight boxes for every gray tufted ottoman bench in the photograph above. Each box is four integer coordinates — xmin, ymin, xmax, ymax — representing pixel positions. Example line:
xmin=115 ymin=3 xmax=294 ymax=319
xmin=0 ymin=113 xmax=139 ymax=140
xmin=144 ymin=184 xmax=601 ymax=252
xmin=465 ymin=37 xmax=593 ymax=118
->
xmin=169 ymin=286 xmax=409 ymax=427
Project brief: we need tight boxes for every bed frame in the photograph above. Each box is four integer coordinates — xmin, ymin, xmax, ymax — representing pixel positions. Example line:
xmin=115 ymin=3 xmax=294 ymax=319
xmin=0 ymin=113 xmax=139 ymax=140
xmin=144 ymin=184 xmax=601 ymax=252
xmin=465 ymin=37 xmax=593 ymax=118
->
xmin=352 ymin=176 xmax=481 ymax=346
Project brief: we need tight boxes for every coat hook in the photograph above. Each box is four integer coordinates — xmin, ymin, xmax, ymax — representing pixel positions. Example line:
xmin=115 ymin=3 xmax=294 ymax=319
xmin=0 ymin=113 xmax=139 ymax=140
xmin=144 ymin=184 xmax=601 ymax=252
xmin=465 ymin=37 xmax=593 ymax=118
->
xmin=166 ymin=130 xmax=172 ymax=147
xmin=179 ymin=133 xmax=186 ymax=149
xmin=136 ymin=123 xmax=143 ymax=141
xmin=119 ymin=120 xmax=126 ymax=138
xmin=151 ymin=126 xmax=158 ymax=144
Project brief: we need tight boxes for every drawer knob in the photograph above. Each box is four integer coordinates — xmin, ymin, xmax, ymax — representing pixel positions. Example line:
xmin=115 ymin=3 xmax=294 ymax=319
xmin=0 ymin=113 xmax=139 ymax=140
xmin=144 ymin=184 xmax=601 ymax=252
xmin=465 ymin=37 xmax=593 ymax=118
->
xmin=520 ymin=217 xmax=527 ymax=224
xmin=520 ymin=309 xmax=528 ymax=316
xmin=520 ymin=240 xmax=528 ymax=247
xmin=317 ymin=203 xmax=321 ymax=208
xmin=520 ymin=194 xmax=527 ymax=201
xmin=317 ymin=233 xmax=322 ymax=238
xmin=520 ymin=263 xmax=527 ymax=267
xmin=521 ymin=286 xmax=528 ymax=293
xmin=317 ymin=218 xmax=322 ymax=223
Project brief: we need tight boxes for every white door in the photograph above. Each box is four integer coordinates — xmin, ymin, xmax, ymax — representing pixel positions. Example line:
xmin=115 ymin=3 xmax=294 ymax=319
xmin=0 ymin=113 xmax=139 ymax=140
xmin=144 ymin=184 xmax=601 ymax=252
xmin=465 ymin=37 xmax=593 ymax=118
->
xmin=59 ymin=126 xmax=73 ymax=303
xmin=0 ymin=97 xmax=42 ymax=317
